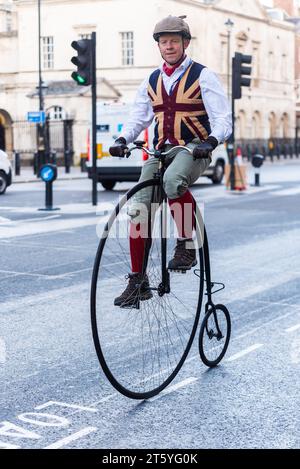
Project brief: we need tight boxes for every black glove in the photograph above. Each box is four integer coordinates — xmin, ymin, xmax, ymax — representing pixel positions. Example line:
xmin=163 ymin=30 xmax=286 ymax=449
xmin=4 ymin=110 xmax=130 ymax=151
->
xmin=109 ymin=137 xmax=128 ymax=157
xmin=192 ymin=136 xmax=218 ymax=160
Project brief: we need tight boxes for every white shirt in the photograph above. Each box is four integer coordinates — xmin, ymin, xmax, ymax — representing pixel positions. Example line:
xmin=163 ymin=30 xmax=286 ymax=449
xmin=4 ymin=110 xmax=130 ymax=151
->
xmin=120 ymin=56 xmax=232 ymax=145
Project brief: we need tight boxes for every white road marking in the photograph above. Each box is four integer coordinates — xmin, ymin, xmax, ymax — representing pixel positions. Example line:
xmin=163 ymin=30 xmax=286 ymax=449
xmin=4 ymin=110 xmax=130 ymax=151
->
xmin=243 ymin=184 xmax=281 ymax=194
xmin=193 ymin=184 xmax=281 ymax=204
xmin=44 ymin=426 xmax=97 ymax=449
xmin=0 ymin=282 xmax=90 ymax=314
xmin=251 ymin=298 xmax=300 ymax=309
xmin=47 ymin=267 xmax=93 ymax=279
xmin=35 ymin=401 xmax=99 ymax=413
xmin=286 ymin=323 xmax=300 ymax=333
xmin=149 ymin=377 xmax=198 ymax=402
xmin=269 ymin=187 xmax=300 ymax=197
xmin=0 ymin=202 xmax=113 ymax=215
xmin=226 ymin=344 xmax=264 ymax=362
xmin=235 ymin=310 xmax=298 ymax=341
xmin=0 ymin=215 xmax=60 ymax=226
xmin=0 ymin=338 xmax=6 ymax=364
xmin=0 ymin=269 xmax=74 ymax=280
xmin=0 ymin=216 xmax=98 ymax=239
xmin=0 ymin=260 xmax=125 ymax=282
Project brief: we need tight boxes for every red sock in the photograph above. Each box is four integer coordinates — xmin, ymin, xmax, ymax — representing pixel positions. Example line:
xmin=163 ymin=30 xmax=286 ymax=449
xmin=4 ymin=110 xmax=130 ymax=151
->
xmin=168 ymin=190 xmax=195 ymax=239
xmin=129 ymin=223 xmax=146 ymax=273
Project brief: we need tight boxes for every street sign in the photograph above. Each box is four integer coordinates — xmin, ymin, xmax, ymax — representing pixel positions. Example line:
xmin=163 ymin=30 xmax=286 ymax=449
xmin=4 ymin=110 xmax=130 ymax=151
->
xmin=40 ymin=164 xmax=57 ymax=183
xmin=38 ymin=164 xmax=59 ymax=211
xmin=27 ymin=111 xmax=46 ymax=124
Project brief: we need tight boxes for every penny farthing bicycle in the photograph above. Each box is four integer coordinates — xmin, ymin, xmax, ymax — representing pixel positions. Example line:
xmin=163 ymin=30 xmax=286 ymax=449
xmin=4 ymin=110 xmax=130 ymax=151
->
xmin=91 ymin=141 xmax=231 ymax=400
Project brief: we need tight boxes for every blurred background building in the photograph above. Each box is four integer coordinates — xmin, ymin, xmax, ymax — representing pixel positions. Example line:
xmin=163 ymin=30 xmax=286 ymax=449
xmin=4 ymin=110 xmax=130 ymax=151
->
xmin=0 ymin=0 xmax=299 ymax=164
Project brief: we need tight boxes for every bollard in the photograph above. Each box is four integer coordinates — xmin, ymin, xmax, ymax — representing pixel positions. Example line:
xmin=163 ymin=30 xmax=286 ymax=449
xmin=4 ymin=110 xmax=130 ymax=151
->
xmin=50 ymin=150 xmax=57 ymax=165
xmin=80 ymin=154 xmax=87 ymax=172
xmin=38 ymin=164 xmax=60 ymax=211
xmin=252 ymin=154 xmax=264 ymax=187
xmin=14 ymin=152 xmax=21 ymax=176
xmin=64 ymin=149 xmax=72 ymax=174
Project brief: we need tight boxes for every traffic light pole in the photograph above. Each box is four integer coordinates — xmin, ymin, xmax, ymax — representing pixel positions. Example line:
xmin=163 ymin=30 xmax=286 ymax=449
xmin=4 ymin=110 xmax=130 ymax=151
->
xmin=71 ymin=33 xmax=98 ymax=205
xmin=228 ymin=57 xmax=236 ymax=191
xmin=228 ymin=52 xmax=252 ymax=191
xmin=229 ymin=101 xmax=236 ymax=191
xmin=37 ymin=0 xmax=46 ymax=172
xmin=91 ymin=32 xmax=97 ymax=206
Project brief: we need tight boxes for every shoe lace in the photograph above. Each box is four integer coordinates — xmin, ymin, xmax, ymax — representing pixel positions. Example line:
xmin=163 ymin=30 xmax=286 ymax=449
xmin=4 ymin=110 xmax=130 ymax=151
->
xmin=124 ymin=273 xmax=147 ymax=292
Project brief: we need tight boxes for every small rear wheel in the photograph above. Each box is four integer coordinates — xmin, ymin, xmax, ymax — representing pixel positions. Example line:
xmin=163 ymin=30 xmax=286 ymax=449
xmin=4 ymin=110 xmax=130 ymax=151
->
xmin=199 ymin=304 xmax=231 ymax=367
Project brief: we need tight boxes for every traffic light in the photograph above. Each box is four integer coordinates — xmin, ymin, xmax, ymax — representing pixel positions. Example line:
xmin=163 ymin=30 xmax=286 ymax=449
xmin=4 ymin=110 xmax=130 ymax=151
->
xmin=71 ymin=39 xmax=92 ymax=86
xmin=232 ymin=52 xmax=252 ymax=99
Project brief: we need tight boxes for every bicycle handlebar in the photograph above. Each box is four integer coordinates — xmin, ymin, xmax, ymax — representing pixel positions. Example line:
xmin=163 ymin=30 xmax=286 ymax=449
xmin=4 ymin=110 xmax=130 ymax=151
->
xmin=126 ymin=145 xmax=193 ymax=158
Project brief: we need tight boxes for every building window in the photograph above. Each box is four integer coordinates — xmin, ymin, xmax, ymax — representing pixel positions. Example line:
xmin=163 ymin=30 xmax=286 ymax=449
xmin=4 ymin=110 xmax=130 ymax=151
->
xmin=281 ymin=53 xmax=287 ymax=81
xmin=42 ymin=36 xmax=54 ymax=69
xmin=6 ymin=11 xmax=12 ymax=32
xmin=252 ymin=44 xmax=259 ymax=78
xmin=121 ymin=31 xmax=134 ymax=66
xmin=79 ymin=33 xmax=92 ymax=40
xmin=268 ymin=51 xmax=274 ymax=79
xmin=47 ymin=106 xmax=65 ymax=121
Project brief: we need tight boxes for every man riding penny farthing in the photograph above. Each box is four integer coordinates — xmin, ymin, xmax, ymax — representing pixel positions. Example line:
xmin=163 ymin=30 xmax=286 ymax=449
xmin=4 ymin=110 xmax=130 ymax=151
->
xmin=91 ymin=15 xmax=232 ymax=399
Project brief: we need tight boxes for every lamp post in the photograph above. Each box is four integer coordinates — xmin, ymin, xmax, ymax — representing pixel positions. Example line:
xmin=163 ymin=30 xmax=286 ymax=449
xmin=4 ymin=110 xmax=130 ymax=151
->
xmin=224 ymin=18 xmax=234 ymax=100
xmin=38 ymin=0 xmax=43 ymax=114
xmin=37 ymin=0 xmax=47 ymax=171
xmin=224 ymin=18 xmax=234 ymax=190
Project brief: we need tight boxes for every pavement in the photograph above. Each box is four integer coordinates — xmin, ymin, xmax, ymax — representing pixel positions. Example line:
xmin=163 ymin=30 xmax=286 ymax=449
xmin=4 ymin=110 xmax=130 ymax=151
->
xmin=12 ymin=165 xmax=87 ymax=183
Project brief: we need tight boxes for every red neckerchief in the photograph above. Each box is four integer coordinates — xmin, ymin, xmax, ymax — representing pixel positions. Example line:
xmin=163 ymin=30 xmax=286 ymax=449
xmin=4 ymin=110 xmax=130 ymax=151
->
xmin=163 ymin=55 xmax=186 ymax=77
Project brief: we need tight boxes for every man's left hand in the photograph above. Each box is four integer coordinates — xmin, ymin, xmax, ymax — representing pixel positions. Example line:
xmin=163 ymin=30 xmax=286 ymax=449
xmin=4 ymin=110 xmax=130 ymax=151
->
xmin=192 ymin=136 xmax=218 ymax=159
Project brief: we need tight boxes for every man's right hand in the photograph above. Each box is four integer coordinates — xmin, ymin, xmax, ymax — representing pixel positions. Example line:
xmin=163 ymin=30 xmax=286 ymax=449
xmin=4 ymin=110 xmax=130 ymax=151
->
xmin=109 ymin=137 xmax=128 ymax=157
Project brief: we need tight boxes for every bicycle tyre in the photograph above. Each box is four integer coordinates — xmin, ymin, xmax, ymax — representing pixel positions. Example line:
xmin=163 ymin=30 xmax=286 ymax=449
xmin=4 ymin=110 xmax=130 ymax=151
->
xmin=198 ymin=304 xmax=231 ymax=368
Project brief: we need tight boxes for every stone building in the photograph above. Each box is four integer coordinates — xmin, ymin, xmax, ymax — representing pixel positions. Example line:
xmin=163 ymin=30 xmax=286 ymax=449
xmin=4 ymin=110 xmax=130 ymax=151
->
xmin=0 ymin=0 xmax=296 ymax=162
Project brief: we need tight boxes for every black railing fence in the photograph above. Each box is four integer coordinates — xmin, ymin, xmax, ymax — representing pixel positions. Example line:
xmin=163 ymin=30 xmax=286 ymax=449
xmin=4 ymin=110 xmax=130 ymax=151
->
xmin=235 ymin=138 xmax=299 ymax=161
xmin=11 ymin=118 xmax=299 ymax=176
xmin=12 ymin=119 xmax=74 ymax=172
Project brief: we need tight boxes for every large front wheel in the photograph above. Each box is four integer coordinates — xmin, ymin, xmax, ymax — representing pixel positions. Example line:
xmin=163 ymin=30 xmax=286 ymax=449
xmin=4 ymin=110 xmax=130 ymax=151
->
xmin=91 ymin=179 xmax=205 ymax=399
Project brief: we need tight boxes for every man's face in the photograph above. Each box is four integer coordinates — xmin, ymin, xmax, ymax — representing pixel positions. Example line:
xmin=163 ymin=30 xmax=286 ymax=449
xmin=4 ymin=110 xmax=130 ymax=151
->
xmin=158 ymin=34 xmax=190 ymax=66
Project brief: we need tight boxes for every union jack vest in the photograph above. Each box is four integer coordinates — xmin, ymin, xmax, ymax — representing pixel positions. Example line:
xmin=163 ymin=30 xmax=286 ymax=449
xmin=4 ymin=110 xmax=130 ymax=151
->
xmin=147 ymin=61 xmax=211 ymax=149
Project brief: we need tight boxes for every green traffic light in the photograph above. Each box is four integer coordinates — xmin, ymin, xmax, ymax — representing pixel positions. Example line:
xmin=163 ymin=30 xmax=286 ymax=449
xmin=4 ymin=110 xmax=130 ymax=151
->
xmin=77 ymin=75 xmax=87 ymax=85
xmin=71 ymin=71 xmax=88 ymax=85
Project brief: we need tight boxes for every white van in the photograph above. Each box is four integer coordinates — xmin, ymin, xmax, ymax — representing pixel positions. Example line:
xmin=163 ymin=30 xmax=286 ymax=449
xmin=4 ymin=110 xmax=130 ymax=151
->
xmin=0 ymin=149 xmax=12 ymax=195
xmin=87 ymin=102 xmax=227 ymax=190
